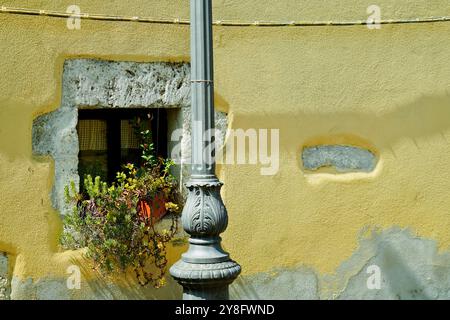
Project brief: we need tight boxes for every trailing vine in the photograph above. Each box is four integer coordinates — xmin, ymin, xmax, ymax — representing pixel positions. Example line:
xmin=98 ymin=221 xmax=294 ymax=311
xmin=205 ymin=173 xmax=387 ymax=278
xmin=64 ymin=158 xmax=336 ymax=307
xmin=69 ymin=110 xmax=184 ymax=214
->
xmin=61 ymin=117 xmax=183 ymax=288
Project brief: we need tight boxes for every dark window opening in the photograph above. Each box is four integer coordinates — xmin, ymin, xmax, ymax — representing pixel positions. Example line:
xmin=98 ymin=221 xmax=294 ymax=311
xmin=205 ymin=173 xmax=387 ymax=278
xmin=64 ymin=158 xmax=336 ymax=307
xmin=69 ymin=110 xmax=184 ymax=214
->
xmin=77 ymin=108 xmax=168 ymax=188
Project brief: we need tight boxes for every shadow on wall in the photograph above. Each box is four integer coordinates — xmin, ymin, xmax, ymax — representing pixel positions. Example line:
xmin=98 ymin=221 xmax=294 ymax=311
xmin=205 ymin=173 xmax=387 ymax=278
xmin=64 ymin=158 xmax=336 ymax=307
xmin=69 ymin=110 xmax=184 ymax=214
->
xmin=231 ymin=93 xmax=450 ymax=157
xmin=377 ymin=242 xmax=432 ymax=300
xmin=75 ymin=256 xmax=183 ymax=300
xmin=9 ymin=253 xmax=183 ymax=300
xmin=226 ymin=93 xmax=450 ymax=299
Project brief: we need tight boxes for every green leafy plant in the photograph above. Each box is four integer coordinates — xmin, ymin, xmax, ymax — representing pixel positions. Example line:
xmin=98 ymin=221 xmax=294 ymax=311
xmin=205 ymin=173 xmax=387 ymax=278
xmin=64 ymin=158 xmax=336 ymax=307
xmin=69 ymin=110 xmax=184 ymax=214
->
xmin=61 ymin=118 xmax=183 ymax=288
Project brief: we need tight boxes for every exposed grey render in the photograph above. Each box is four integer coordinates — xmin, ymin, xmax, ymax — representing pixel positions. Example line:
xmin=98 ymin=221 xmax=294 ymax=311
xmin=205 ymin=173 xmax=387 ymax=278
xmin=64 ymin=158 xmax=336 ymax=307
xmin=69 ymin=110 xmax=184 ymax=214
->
xmin=0 ymin=253 xmax=10 ymax=300
xmin=302 ymin=145 xmax=377 ymax=173
xmin=32 ymin=59 xmax=227 ymax=215
xmin=231 ymin=228 xmax=450 ymax=300
xmin=8 ymin=228 xmax=450 ymax=300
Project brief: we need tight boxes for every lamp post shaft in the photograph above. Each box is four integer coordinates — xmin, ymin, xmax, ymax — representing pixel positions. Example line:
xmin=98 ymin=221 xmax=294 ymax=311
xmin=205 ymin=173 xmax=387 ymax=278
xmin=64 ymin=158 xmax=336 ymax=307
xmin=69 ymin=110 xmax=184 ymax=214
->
xmin=170 ymin=0 xmax=241 ymax=300
xmin=190 ymin=0 xmax=215 ymax=178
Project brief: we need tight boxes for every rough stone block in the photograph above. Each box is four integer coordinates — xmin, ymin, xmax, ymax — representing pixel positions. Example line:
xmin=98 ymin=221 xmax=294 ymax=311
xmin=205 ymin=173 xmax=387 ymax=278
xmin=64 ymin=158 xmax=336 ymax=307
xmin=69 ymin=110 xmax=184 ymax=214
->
xmin=302 ymin=145 xmax=377 ymax=173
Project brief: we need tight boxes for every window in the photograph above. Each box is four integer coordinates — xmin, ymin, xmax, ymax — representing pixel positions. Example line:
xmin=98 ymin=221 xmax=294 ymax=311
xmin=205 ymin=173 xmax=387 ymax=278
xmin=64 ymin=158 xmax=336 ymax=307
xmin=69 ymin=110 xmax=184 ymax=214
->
xmin=77 ymin=108 xmax=168 ymax=187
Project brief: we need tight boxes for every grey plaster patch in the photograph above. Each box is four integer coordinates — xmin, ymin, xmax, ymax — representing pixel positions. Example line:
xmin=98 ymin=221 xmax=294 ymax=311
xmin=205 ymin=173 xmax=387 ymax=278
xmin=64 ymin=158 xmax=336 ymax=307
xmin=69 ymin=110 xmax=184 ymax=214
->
xmin=332 ymin=228 xmax=450 ymax=300
xmin=10 ymin=277 xmax=34 ymax=300
xmin=37 ymin=279 xmax=71 ymax=300
xmin=0 ymin=253 xmax=11 ymax=300
xmin=32 ymin=59 xmax=227 ymax=214
xmin=302 ymin=145 xmax=377 ymax=173
xmin=10 ymin=275 xmax=182 ymax=300
xmin=231 ymin=228 xmax=450 ymax=300
xmin=8 ymin=229 xmax=450 ymax=300
xmin=230 ymin=267 xmax=319 ymax=300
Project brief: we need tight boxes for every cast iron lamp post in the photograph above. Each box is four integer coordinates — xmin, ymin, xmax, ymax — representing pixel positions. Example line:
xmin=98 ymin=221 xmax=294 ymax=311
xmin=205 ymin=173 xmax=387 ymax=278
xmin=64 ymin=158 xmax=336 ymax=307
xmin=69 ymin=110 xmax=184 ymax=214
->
xmin=169 ymin=0 xmax=241 ymax=300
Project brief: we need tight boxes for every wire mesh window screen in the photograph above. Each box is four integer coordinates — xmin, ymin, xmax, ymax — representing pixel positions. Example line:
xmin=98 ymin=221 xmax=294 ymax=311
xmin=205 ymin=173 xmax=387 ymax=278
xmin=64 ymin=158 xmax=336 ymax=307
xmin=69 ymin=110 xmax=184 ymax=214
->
xmin=78 ymin=119 xmax=107 ymax=151
xmin=77 ymin=109 xmax=167 ymax=185
xmin=120 ymin=120 xmax=140 ymax=149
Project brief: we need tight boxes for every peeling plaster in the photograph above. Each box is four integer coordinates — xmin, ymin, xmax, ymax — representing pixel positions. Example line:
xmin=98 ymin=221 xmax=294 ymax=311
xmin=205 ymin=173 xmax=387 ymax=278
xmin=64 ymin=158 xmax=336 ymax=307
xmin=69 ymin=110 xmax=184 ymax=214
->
xmin=230 ymin=228 xmax=450 ymax=300
xmin=11 ymin=229 xmax=450 ymax=300
xmin=9 ymin=276 xmax=183 ymax=300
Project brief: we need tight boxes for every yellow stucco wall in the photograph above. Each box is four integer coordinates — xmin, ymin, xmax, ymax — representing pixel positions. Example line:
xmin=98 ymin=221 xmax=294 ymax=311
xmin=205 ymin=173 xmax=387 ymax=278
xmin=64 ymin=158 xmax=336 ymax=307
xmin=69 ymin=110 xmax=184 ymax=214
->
xmin=1 ymin=0 xmax=450 ymax=298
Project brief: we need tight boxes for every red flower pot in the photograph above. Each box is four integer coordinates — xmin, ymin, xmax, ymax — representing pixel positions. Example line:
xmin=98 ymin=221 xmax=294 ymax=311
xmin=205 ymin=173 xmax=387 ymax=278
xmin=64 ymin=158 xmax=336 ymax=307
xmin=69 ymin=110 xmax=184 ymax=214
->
xmin=139 ymin=192 xmax=167 ymax=224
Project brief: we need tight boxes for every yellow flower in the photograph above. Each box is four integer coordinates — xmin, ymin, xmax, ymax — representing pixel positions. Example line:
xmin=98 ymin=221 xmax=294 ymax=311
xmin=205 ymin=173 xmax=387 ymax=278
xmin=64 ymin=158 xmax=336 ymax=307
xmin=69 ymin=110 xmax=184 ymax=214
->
xmin=165 ymin=202 xmax=179 ymax=212
xmin=158 ymin=278 xmax=166 ymax=287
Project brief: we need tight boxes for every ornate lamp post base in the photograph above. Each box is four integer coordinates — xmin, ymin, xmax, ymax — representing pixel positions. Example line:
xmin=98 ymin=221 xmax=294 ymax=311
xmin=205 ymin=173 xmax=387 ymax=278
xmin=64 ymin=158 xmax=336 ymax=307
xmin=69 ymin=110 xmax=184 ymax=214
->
xmin=171 ymin=260 xmax=241 ymax=300
xmin=170 ymin=179 xmax=241 ymax=300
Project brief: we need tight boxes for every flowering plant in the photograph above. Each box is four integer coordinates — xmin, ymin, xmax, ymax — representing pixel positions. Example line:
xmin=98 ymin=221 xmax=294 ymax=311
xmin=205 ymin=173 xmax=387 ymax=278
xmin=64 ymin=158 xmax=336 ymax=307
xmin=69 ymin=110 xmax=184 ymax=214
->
xmin=61 ymin=127 xmax=183 ymax=288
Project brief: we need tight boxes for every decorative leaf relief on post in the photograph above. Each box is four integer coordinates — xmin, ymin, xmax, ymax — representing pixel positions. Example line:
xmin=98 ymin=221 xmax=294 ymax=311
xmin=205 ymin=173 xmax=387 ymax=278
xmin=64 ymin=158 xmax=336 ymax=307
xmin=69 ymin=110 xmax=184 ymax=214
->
xmin=182 ymin=184 xmax=228 ymax=236
xmin=170 ymin=260 xmax=241 ymax=282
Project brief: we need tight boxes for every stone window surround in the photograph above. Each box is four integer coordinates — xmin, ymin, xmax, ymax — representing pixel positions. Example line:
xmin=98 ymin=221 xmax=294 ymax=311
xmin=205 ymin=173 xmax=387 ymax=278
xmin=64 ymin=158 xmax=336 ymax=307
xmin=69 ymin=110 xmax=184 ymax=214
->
xmin=0 ymin=252 xmax=10 ymax=300
xmin=32 ymin=59 xmax=227 ymax=215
